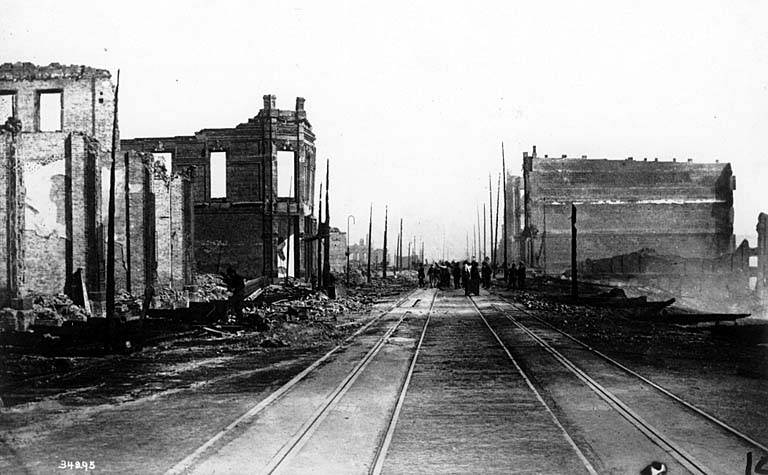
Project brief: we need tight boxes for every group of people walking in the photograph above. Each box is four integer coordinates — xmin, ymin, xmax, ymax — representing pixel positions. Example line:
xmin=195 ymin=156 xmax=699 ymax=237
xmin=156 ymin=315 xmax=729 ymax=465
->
xmin=416 ymin=258 xmax=526 ymax=295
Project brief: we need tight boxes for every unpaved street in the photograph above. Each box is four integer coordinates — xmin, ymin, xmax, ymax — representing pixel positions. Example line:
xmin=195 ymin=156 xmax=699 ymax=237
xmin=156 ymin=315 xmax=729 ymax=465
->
xmin=2 ymin=288 xmax=767 ymax=474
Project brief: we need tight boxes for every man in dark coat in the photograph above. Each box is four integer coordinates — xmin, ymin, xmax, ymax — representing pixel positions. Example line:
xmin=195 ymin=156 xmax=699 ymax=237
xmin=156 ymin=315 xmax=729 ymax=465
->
xmin=452 ymin=261 xmax=461 ymax=289
xmin=509 ymin=262 xmax=517 ymax=290
xmin=470 ymin=260 xmax=481 ymax=296
xmin=481 ymin=258 xmax=492 ymax=289
xmin=517 ymin=261 xmax=526 ymax=290
xmin=462 ymin=260 xmax=471 ymax=295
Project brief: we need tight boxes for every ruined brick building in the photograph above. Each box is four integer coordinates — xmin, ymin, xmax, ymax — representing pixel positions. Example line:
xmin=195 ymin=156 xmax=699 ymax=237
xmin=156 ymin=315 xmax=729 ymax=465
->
xmin=0 ymin=63 xmax=193 ymax=312
xmin=121 ymin=95 xmax=317 ymax=280
xmin=509 ymin=147 xmax=735 ymax=275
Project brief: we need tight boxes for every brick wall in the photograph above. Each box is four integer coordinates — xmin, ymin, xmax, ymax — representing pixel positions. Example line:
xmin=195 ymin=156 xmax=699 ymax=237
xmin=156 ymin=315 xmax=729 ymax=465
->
xmin=122 ymin=94 xmax=317 ymax=280
xmin=195 ymin=204 xmax=265 ymax=278
xmin=520 ymin=153 xmax=735 ymax=274
xmin=0 ymin=136 xmax=8 ymax=302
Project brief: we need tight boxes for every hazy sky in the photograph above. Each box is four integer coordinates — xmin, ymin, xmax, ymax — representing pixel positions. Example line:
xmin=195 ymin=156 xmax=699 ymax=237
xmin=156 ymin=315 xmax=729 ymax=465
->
xmin=3 ymin=0 xmax=767 ymax=261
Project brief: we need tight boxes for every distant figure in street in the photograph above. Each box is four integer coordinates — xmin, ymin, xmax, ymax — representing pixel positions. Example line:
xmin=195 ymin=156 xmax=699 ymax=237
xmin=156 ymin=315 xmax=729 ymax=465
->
xmin=481 ymin=258 xmax=492 ymax=289
xmin=223 ymin=267 xmax=246 ymax=319
xmin=509 ymin=262 xmax=517 ymax=290
xmin=470 ymin=260 xmax=481 ymax=296
xmin=427 ymin=264 xmax=436 ymax=288
xmin=462 ymin=260 xmax=471 ymax=295
xmin=439 ymin=262 xmax=451 ymax=289
xmin=417 ymin=263 xmax=425 ymax=287
xmin=517 ymin=261 xmax=526 ymax=290
xmin=452 ymin=261 xmax=461 ymax=289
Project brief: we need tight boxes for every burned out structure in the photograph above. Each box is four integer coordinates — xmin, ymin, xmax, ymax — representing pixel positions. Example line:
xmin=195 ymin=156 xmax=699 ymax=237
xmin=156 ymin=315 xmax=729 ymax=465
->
xmin=0 ymin=63 xmax=193 ymax=314
xmin=515 ymin=147 xmax=735 ymax=273
xmin=121 ymin=95 xmax=317 ymax=280
xmin=508 ymin=146 xmax=768 ymax=312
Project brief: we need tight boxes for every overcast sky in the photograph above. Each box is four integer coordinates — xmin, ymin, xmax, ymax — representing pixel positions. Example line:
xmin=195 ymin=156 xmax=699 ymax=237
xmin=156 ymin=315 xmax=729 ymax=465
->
xmin=3 ymin=0 xmax=767 ymax=261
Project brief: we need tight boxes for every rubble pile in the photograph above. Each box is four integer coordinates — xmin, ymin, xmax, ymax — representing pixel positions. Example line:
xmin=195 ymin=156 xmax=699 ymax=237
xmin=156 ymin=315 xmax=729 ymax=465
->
xmin=115 ymin=291 xmax=143 ymax=320
xmin=0 ymin=293 xmax=90 ymax=332
xmin=193 ymin=273 xmax=231 ymax=301
xmin=347 ymin=275 xmax=417 ymax=304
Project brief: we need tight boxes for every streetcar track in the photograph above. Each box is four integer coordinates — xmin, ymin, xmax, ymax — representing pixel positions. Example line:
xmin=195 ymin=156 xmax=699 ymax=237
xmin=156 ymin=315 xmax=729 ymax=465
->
xmin=265 ymin=290 xmax=438 ymax=474
xmin=496 ymin=296 xmax=768 ymax=455
xmin=369 ymin=292 xmax=437 ymax=474
xmin=466 ymin=296 xmax=599 ymax=475
xmin=489 ymin=303 xmax=711 ymax=474
xmin=165 ymin=289 xmax=421 ymax=475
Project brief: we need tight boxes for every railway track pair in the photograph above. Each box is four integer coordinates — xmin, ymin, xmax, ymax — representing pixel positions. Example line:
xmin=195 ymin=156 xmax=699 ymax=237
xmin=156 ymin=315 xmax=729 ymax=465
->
xmin=471 ymin=294 xmax=768 ymax=474
xmin=167 ymin=289 xmax=766 ymax=474
xmin=167 ymin=288 xmax=437 ymax=475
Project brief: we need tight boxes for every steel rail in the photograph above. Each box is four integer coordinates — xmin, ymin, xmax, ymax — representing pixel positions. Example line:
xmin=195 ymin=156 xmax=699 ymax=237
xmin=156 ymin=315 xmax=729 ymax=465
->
xmin=265 ymin=290 xmax=438 ymax=474
xmin=498 ymin=295 xmax=768 ymax=455
xmin=369 ymin=291 xmax=438 ymax=474
xmin=467 ymin=297 xmax=599 ymax=475
xmin=487 ymin=301 xmax=711 ymax=474
xmin=166 ymin=288 xmax=421 ymax=475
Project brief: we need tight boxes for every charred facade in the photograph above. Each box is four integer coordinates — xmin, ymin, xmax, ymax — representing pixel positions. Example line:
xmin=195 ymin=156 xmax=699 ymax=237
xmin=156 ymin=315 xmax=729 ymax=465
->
xmin=121 ymin=95 xmax=317 ymax=280
xmin=0 ymin=62 xmax=193 ymax=312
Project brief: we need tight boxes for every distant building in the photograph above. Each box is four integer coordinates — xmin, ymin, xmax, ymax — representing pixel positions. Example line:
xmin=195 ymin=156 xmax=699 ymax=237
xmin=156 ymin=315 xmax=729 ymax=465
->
xmin=511 ymin=146 xmax=735 ymax=274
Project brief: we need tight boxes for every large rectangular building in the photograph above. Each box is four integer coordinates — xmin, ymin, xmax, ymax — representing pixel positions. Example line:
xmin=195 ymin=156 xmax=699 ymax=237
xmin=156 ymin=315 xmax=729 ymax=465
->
xmin=517 ymin=147 xmax=735 ymax=274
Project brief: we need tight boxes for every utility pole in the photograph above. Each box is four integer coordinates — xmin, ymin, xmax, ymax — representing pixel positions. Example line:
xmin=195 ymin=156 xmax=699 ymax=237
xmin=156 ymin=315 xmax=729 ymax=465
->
xmin=322 ymin=159 xmax=330 ymax=288
xmin=489 ymin=174 xmax=493 ymax=265
xmin=366 ymin=203 xmax=372 ymax=283
xmin=317 ymin=183 xmax=323 ymax=289
xmin=483 ymin=203 xmax=487 ymax=261
xmin=398 ymin=218 xmax=403 ymax=271
xmin=502 ymin=141 xmax=508 ymax=268
xmin=571 ymin=203 xmax=578 ymax=298
xmin=407 ymin=242 xmax=411 ymax=270
xmin=382 ymin=206 xmax=388 ymax=278
xmin=476 ymin=207 xmax=481 ymax=260
xmin=494 ymin=173 xmax=501 ymax=270
xmin=106 ymin=70 xmax=120 ymax=349
xmin=346 ymin=214 xmax=355 ymax=285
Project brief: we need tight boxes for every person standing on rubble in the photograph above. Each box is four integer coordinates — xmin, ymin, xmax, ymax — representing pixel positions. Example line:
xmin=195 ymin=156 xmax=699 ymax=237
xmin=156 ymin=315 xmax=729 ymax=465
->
xmin=224 ymin=267 xmax=246 ymax=319
xmin=517 ymin=261 xmax=526 ymax=290
xmin=417 ymin=263 xmax=425 ymax=287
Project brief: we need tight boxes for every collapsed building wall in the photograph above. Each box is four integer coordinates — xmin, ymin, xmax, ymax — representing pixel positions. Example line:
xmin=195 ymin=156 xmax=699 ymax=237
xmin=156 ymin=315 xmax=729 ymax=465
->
xmin=0 ymin=62 xmax=193 ymax=312
xmin=0 ymin=63 xmax=113 ymax=309
xmin=121 ymin=95 xmax=317 ymax=280
xmin=518 ymin=147 xmax=735 ymax=275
